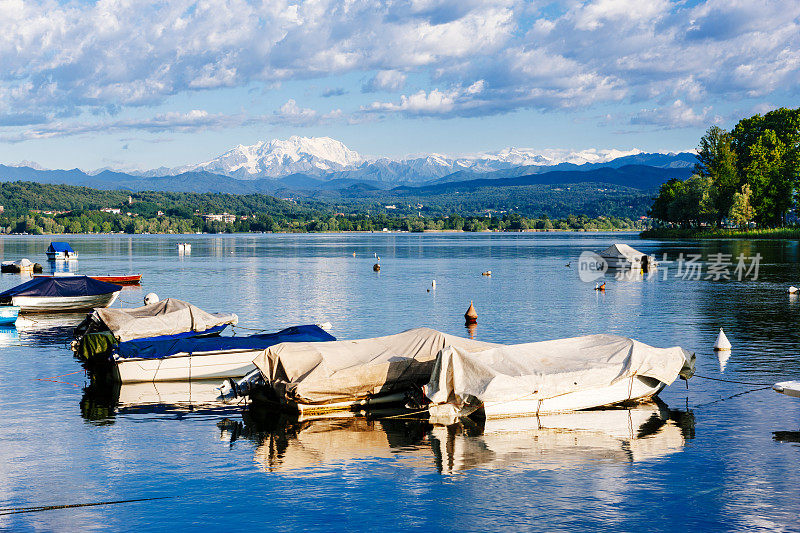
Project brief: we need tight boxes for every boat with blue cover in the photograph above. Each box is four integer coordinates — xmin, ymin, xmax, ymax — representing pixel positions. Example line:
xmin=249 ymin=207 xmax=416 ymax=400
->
xmin=46 ymin=242 xmax=78 ymax=261
xmin=110 ymin=324 xmax=335 ymax=383
xmin=0 ymin=276 xmax=121 ymax=312
xmin=0 ymin=306 xmax=20 ymax=325
xmin=74 ymin=297 xmax=240 ymax=364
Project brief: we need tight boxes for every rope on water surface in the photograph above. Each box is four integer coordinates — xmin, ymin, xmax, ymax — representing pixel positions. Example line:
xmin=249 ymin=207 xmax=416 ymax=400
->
xmin=34 ymin=369 xmax=85 ymax=388
xmin=0 ymin=497 xmax=171 ymax=516
xmin=691 ymin=386 xmax=772 ymax=409
xmin=693 ymin=374 xmax=775 ymax=387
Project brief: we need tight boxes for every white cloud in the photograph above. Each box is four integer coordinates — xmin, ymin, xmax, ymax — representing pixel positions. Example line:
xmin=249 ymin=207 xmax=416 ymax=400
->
xmin=362 ymin=70 xmax=407 ymax=93
xmin=0 ymin=109 xmax=246 ymax=142
xmin=630 ymin=100 xmax=720 ymax=128
xmin=0 ymin=0 xmax=798 ymax=135
xmin=363 ymin=80 xmax=486 ymax=116
xmin=270 ymin=99 xmax=343 ymax=127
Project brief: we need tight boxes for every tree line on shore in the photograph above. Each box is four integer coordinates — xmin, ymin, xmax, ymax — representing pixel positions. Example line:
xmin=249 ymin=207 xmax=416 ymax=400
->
xmin=649 ymin=107 xmax=800 ymax=228
xmin=0 ymin=181 xmax=640 ymax=234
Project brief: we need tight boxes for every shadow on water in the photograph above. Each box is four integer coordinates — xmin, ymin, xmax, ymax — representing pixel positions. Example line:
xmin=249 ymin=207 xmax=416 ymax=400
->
xmin=221 ymin=400 xmax=696 ymax=474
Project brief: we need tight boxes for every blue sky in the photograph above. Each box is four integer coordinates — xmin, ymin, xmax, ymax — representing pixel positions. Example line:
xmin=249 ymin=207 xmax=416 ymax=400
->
xmin=0 ymin=0 xmax=798 ymax=170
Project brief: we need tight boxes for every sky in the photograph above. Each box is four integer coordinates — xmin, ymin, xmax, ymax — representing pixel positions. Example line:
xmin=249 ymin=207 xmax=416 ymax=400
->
xmin=0 ymin=0 xmax=798 ymax=171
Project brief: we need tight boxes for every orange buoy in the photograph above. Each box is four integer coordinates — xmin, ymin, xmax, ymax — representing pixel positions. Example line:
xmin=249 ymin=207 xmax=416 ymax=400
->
xmin=464 ymin=301 xmax=478 ymax=324
xmin=594 ymin=282 xmax=606 ymax=291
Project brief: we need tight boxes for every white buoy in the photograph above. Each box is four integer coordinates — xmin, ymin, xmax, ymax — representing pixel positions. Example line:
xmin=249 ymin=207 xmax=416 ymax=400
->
xmin=431 ymin=280 xmax=436 ymax=289
xmin=714 ymin=328 xmax=731 ymax=351
xmin=144 ymin=292 xmax=159 ymax=305
xmin=789 ymin=286 xmax=799 ymax=294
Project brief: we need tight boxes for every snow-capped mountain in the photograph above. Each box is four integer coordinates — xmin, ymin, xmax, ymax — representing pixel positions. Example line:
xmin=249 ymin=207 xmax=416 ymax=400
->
xmin=163 ymin=136 xmax=363 ymax=179
xmin=131 ymin=136 xmax=689 ymax=184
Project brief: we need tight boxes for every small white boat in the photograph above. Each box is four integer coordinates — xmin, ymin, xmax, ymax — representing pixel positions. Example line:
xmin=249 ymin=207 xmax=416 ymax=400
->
xmin=773 ymin=381 xmax=800 ymax=398
xmin=177 ymin=243 xmax=192 ymax=254
xmin=115 ymin=349 xmax=266 ymax=383
xmin=246 ymin=328 xmax=497 ymax=414
xmin=111 ymin=325 xmax=334 ymax=383
xmin=1 ymin=258 xmax=41 ymax=273
xmin=0 ymin=276 xmax=120 ymax=313
xmin=45 ymin=242 xmax=78 ymax=261
xmin=425 ymin=334 xmax=695 ymax=421
xmin=10 ymin=293 xmax=119 ymax=312
xmin=599 ymin=243 xmax=655 ymax=270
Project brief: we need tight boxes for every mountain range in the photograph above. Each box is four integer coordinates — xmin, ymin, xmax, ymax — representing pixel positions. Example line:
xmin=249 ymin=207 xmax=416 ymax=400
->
xmin=1 ymin=136 xmax=696 ymax=196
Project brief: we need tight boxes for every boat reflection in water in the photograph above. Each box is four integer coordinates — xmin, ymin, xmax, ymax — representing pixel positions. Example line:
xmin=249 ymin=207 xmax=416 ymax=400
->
xmin=81 ymin=377 xmax=245 ymax=423
xmin=223 ymin=401 xmax=695 ymax=474
xmin=3 ymin=313 xmax=86 ymax=347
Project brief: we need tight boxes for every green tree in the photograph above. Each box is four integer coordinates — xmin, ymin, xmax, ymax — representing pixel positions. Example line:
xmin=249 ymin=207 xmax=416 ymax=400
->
xmin=745 ymin=130 xmax=791 ymax=226
xmin=695 ymin=126 xmax=738 ymax=224
xmin=732 ymin=108 xmax=800 ymax=225
xmin=728 ymin=184 xmax=754 ymax=227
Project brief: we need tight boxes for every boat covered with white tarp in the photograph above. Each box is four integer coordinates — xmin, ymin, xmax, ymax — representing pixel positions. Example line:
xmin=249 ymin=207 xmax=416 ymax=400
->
xmin=599 ymin=243 xmax=654 ymax=270
xmin=424 ymin=334 xmax=695 ymax=420
xmin=74 ymin=298 xmax=238 ymax=363
xmin=249 ymin=327 xmax=497 ymax=414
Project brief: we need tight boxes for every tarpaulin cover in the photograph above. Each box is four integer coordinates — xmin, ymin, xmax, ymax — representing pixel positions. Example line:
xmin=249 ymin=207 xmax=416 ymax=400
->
xmin=90 ymin=298 xmax=238 ymax=343
xmin=47 ymin=242 xmax=75 ymax=253
xmin=0 ymin=276 xmax=121 ymax=298
xmin=424 ymin=334 xmax=695 ymax=410
xmin=253 ymin=327 xmax=498 ymax=405
xmin=600 ymin=243 xmax=645 ymax=261
xmin=115 ymin=325 xmax=335 ymax=360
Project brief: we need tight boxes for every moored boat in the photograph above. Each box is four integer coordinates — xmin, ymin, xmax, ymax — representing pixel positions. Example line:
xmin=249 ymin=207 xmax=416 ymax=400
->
xmin=0 ymin=276 xmax=121 ymax=313
xmin=773 ymin=381 xmax=800 ymax=398
xmin=599 ymin=243 xmax=656 ymax=270
xmin=111 ymin=325 xmax=335 ymax=383
xmin=424 ymin=334 xmax=695 ymax=421
xmin=35 ymin=273 xmax=142 ymax=285
xmin=222 ymin=328 xmax=498 ymax=414
xmin=46 ymin=242 xmax=78 ymax=261
xmin=74 ymin=298 xmax=239 ymax=364
xmin=1 ymin=259 xmax=43 ymax=273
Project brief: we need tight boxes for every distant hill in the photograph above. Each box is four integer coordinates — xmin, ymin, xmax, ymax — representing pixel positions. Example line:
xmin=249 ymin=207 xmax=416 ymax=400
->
xmin=0 ymin=155 xmax=691 ymax=220
xmin=403 ymin=164 xmax=693 ymax=193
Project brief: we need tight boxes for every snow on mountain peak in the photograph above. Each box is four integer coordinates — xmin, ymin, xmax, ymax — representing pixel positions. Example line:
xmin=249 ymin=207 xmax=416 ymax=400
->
xmin=178 ymin=136 xmax=364 ymax=179
xmin=160 ymin=136 xmax=668 ymax=183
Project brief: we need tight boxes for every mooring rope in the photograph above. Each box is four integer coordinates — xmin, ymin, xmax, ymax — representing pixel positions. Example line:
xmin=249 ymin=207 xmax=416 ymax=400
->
xmin=693 ymin=374 xmax=775 ymax=387
xmin=0 ymin=497 xmax=170 ymax=516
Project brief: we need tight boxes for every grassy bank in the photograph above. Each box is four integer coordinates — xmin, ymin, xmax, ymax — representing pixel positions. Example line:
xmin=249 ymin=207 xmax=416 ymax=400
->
xmin=640 ymin=227 xmax=800 ymax=240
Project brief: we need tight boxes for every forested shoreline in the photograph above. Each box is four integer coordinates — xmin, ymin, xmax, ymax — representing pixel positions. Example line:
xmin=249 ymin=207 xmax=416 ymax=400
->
xmin=647 ymin=107 xmax=800 ymax=232
xmin=0 ymin=181 xmax=641 ymax=234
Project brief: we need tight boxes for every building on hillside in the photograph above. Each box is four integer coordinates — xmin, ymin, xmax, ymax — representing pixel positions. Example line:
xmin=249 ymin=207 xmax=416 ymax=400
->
xmin=201 ymin=213 xmax=237 ymax=224
xmin=101 ymin=208 xmax=121 ymax=214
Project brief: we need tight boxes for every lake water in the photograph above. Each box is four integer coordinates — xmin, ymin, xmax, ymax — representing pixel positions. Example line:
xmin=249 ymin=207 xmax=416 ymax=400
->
xmin=1 ymin=232 xmax=799 ymax=532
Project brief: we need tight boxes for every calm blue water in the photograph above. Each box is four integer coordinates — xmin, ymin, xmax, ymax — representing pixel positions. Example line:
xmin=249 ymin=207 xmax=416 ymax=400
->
xmin=1 ymin=232 xmax=799 ymax=532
